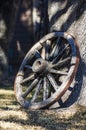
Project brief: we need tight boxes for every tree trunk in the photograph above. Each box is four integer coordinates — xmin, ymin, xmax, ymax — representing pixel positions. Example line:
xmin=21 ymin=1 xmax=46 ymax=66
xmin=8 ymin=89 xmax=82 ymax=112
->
xmin=33 ymin=0 xmax=86 ymax=108
xmin=48 ymin=0 xmax=86 ymax=107
xmin=32 ymin=0 xmax=49 ymax=42
xmin=0 ymin=0 xmax=20 ymax=82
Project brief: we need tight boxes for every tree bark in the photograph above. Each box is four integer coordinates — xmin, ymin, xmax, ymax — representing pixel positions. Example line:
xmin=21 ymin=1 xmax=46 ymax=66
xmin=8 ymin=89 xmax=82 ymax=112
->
xmin=26 ymin=0 xmax=86 ymax=108
xmin=32 ymin=0 xmax=49 ymax=42
xmin=48 ymin=0 xmax=86 ymax=107
xmin=0 ymin=0 xmax=20 ymax=82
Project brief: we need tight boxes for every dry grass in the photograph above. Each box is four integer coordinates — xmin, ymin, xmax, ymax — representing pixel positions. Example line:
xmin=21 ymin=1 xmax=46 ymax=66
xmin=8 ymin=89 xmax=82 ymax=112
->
xmin=0 ymin=86 xmax=86 ymax=130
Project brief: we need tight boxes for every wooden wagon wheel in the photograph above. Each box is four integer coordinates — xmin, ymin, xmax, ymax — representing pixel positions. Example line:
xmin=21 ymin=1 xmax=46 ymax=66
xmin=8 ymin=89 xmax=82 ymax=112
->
xmin=14 ymin=32 xmax=79 ymax=110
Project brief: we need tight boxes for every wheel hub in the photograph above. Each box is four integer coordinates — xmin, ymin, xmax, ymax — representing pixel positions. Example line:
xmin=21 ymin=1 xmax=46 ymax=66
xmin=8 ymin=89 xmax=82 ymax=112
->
xmin=32 ymin=58 xmax=48 ymax=73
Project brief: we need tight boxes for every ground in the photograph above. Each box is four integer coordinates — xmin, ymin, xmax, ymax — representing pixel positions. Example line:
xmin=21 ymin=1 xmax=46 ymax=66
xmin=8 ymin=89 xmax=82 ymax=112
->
xmin=0 ymin=86 xmax=86 ymax=130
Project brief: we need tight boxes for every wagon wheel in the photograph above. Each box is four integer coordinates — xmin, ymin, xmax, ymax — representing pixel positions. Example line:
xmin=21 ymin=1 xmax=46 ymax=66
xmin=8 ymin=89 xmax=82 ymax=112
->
xmin=14 ymin=32 xmax=79 ymax=110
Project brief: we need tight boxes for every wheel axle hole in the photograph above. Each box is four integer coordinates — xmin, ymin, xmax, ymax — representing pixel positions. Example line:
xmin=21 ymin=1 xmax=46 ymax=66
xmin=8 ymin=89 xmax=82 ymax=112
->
xmin=36 ymin=61 xmax=41 ymax=66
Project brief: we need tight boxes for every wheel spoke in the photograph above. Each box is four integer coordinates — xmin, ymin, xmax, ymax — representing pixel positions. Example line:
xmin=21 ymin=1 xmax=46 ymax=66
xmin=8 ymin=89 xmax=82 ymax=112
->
xmin=49 ymin=37 xmax=60 ymax=59
xmin=41 ymin=46 xmax=46 ymax=59
xmin=35 ymin=50 xmax=42 ymax=58
xmin=49 ymin=69 xmax=68 ymax=75
xmin=43 ymin=77 xmax=49 ymax=101
xmin=20 ymin=74 xmax=35 ymax=84
xmin=45 ymin=40 xmax=51 ymax=60
xmin=52 ymin=44 xmax=69 ymax=63
xmin=25 ymin=65 xmax=32 ymax=70
xmin=47 ymin=74 xmax=59 ymax=91
xmin=22 ymin=78 xmax=39 ymax=98
xmin=31 ymin=79 xmax=42 ymax=102
xmin=52 ymin=57 xmax=71 ymax=68
xmin=49 ymin=44 xmax=58 ymax=59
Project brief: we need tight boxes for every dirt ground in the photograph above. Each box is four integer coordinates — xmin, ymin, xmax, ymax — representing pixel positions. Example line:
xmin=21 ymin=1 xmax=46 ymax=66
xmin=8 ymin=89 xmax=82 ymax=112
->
xmin=0 ymin=86 xmax=86 ymax=130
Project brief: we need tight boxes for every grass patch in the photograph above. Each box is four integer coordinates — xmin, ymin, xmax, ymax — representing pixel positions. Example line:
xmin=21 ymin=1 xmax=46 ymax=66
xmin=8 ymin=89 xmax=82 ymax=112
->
xmin=0 ymin=86 xmax=86 ymax=130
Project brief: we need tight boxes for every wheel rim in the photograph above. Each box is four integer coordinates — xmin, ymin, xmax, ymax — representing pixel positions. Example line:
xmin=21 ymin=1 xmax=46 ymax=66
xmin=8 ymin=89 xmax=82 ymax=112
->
xmin=14 ymin=32 xmax=79 ymax=110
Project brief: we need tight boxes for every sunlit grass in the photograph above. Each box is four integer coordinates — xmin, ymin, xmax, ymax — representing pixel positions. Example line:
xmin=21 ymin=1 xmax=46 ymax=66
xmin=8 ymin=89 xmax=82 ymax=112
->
xmin=0 ymin=85 xmax=86 ymax=130
xmin=0 ymin=86 xmax=19 ymax=110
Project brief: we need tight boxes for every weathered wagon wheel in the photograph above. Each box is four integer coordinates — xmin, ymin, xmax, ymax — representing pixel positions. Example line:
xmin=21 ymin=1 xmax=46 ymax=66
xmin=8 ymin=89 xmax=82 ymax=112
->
xmin=14 ymin=32 xmax=79 ymax=110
